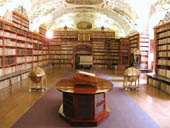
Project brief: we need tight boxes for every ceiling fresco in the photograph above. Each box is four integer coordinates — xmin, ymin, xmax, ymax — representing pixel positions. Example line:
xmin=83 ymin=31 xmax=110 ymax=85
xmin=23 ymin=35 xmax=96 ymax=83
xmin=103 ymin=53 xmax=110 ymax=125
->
xmin=0 ymin=0 xmax=170 ymax=37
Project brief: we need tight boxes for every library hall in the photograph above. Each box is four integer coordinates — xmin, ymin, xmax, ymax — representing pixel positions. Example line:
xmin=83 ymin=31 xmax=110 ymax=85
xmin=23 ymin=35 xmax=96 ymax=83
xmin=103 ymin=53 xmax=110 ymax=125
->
xmin=0 ymin=0 xmax=170 ymax=128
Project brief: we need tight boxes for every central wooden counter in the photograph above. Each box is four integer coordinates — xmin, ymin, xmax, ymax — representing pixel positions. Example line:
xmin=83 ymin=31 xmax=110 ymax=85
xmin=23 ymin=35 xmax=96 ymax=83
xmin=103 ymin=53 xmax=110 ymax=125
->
xmin=56 ymin=76 xmax=113 ymax=126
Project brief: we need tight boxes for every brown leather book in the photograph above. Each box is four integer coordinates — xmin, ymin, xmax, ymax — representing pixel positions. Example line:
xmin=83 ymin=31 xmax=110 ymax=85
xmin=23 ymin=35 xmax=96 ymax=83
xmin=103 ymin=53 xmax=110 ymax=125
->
xmin=73 ymin=70 xmax=97 ymax=85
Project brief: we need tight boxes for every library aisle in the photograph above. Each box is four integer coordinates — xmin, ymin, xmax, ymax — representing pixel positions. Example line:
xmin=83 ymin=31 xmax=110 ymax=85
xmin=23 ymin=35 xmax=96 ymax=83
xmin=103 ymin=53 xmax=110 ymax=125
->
xmin=0 ymin=67 xmax=170 ymax=128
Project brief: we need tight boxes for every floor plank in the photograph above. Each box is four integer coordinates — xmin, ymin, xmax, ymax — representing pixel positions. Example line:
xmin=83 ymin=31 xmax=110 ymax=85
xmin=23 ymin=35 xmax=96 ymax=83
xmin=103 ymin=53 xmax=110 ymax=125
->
xmin=0 ymin=68 xmax=170 ymax=128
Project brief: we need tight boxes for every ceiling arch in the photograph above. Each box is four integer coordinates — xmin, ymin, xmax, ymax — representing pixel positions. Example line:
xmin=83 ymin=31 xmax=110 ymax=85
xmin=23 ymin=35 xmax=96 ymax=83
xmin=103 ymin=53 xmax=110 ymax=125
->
xmin=0 ymin=0 xmax=170 ymax=37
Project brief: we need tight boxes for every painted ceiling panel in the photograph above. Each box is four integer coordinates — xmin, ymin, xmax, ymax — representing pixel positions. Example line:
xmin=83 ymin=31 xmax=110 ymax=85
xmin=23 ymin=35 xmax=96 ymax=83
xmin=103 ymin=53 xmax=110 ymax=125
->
xmin=0 ymin=0 xmax=169 ymax=37
xmin=65 ymin=0 xmax=103 ymax=5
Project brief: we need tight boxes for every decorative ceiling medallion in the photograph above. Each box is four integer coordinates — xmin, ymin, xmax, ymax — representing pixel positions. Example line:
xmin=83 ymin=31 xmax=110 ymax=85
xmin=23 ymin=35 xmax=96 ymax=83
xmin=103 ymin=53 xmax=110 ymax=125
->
xmin=66 ymin=0 xmax=103 ymax=5
xmin=77 ymin=21 xmax=92 ymax=29
xmin=0 ymin=0 xmax=6 ymax=6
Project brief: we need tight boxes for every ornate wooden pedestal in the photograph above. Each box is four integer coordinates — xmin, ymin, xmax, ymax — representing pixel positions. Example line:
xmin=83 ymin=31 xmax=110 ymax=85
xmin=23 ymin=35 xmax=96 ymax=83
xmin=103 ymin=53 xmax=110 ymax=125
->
xmin=56 ymin=76 xmax=113 ymax=126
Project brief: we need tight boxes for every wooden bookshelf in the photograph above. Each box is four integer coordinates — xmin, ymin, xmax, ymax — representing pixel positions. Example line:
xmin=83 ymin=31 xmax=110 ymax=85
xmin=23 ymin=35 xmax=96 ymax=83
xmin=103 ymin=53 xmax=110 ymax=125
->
xmin=50 ymin=30 xmax=115 ymax=69
xmin=0 ymin=11 xmax=50 ymax=90
xmin=129 ymin=33 xmax=149 ymax=69
xmin=105 ymin=39 xmax=120 ymax=69
xmin=92 ymin=38 xmax=107 ymax=69
xmin=120 ymin=38 xmax=130 ymax=70
xmin=147 ymin=21 xmax=170 ymax=95
xmin=49 ymin=30 xmax=75 ymax=68
xmin=154 ymin=22 xmax=170 ymax=78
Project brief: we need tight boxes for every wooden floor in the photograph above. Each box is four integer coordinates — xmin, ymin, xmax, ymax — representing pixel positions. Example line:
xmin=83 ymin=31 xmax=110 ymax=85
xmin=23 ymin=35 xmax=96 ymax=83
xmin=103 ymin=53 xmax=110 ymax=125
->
xmin=0 ymin=67 xmax=170 ymax=128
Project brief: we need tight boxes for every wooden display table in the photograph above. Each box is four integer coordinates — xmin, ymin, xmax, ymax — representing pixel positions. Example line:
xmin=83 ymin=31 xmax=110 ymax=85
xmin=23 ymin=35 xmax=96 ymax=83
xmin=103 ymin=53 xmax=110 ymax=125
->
xmin=56 ymin=74 xmax=113 ymax=126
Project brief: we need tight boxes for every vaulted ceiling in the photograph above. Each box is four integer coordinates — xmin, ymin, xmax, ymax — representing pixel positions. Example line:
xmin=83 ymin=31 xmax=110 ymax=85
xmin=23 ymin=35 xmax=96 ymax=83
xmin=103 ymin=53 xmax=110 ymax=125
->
xmin=0 ymin=0 xmax=170 ymax=37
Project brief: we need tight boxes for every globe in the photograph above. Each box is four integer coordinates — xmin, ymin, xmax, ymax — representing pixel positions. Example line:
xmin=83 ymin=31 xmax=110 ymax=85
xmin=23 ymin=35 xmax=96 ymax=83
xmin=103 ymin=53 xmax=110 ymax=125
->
xmin=124 ymin=67 xmax=140 ymax=82
xmin=29 ymin=67 xmax=45 ymax=83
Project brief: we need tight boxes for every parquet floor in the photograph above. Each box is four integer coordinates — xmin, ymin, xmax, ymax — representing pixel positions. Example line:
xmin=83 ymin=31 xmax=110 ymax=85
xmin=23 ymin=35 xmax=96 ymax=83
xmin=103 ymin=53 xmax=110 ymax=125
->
xmin=0 ymin=67 xmax=170 ymax=128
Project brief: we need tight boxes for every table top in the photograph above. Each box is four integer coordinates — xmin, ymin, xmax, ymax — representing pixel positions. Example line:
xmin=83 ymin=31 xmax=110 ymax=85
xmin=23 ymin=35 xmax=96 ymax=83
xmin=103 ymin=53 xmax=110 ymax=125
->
xmin=56 ymin=77 xmax=113 ymax=94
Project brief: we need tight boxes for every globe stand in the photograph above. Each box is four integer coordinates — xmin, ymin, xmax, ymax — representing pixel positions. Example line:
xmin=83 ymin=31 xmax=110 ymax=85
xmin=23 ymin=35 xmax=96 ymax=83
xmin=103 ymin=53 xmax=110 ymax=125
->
xmin=29 ymin=67 xmax=47 ymax=93
xmin=122 ymin=67 xmax=140 ymax=91
xmin=123 ymin=76 xmax=140 ymax=91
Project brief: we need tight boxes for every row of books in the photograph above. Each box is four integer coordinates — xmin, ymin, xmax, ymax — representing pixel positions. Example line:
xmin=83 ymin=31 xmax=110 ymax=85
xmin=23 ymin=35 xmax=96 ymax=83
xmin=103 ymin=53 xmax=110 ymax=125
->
xmin=16 ymin=48 xmax=25 ymax=55
xmin=157 ymin=24 xmax=170 ymax=33
xmin=17 ymin=42 xmax=26 ymax=48
xmin=158 ymin=38 xmax=170 ymax=45
xmin=4 ymin=66 xmax=16 ymax=75
xmin=130 ymin=39 xmax=138 ymax=44
xmin=93 ymin=41 xmax=105 ymax=44
xmin=25 ymin=43 xmax=33 ymax=48
xmin=17 ymin=57 xmax=26 ymax=63
xmin=60 ymin=47 xmax=73 ymax=50
xmin=25 ymin=63 xmax=32 ymax=70
xmin=12 ymin=15 xmax=22 ymax=23
xmin=157 ymin=31 xmax=170 ymax=38
xmin=49 ymin=51 xmax=73 ymax=54
xmin=157 ymin=51 xmax=170 ymax=57
xmin=49 ymin=46 xmax=60 ymax=50
xmin=157 ymin=59 xmax=167 ymax=65
xmin=4 ymin=48 xmax=16 ymax=55
xmin=120 ymin=49 xmax=129 ymax=53
xmin=13 ymin=23 xmax=22 ymax=29
xmin=54 ymin=35 xmax=77 ymax=39
xmin=32 ymin=50 xmax=47 ymax=55
xmin=93 ymin=52 xmax=106 ymax=56
xmin=3 ymin=40 xmax=41 ymax=50
xmin=148 ymin=78 xmax=170 ymax=94
xmin=26 ymin=49 xmax=32 ymax=55
xmin=0 ymin=30 xmax=45 ymax=44
xmin=92 ymin=46 xmax=105 ymax=49
xmin=92 ymin=49 xmax=107 ymax=52
xmin=17 ymin=64 xmax=25 ymax=71
xmin=158 ymin=45 xmax=167 ymax=50
xmin=33 ymin=43 xmax=42 ymax=49
xmin=106 ymin=47 xmax=120 ymax=50
xmin=0 ymin=40 xmax=2 ymax=45
xmin=4 ymin=39 xmax=16 ymax=47
xmin=157 ymin=68 xmax=166 ymax=77
xmin=12 ymin=22 xmax=29 ymax=29
xmin=157 ymin=51 xmax=167 ymax=57
xmin=5 ymin=56 xmax=15 ymax=65
xmin=130 ymin=43 xmax=138 ymax=48
xmin=49 ymin=55 xmax=72 ymax=59
xmin=160 ymin=82 xmax=170 ymax=94
xmin=50 ymin=63 xmax=72 ymax=68
xmin=12 ymin=12 xmax=29 ymax=23
xmin=93 ymin=56 xmax=111 ymax=59
xmin=60 ymin=43 xmax=73 ymax=46
xmin=96 ymin=55 xmax=119 ymax=58
xmin=0 ymin=58 xmax=2 ymax=66
xmin=50 ymin=59 xmax=72 ymax=63
xmin=107 ymin=49 xmax=120 ymax=52
xmin=107 ymin=44 xmax=120 ymax=47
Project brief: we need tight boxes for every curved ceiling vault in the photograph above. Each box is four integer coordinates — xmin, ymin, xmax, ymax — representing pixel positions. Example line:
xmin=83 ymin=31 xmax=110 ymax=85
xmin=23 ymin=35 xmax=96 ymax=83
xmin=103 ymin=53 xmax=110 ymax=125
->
xmin=0 ymin=0 xmax=170 ymax=37
xmin=27 ymin=0 xmax=137 ymax=37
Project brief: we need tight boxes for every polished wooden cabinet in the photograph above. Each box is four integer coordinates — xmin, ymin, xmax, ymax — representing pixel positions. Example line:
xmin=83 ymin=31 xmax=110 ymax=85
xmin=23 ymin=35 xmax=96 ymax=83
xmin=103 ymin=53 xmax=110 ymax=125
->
xmin=56 ymin=74 xmax=113 ymax=126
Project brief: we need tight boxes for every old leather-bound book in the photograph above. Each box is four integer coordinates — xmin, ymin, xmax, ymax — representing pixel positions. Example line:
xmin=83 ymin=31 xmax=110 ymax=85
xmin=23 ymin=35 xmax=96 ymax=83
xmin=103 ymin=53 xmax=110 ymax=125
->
xmin=73 ymin=70 xmax=97 ymax=86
